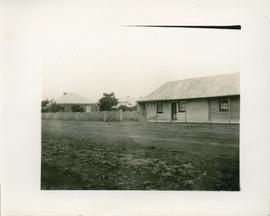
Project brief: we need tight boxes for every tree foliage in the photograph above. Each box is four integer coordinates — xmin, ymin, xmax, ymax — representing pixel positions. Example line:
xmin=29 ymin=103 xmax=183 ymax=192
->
xmin=98 ymin=92 xmax=118 ymax=111
xmin=49 ymin=102 xmax=64 ymax=112
xmin=117 ymin=105 xmax=137 ymax=111
xmin=41 ymin=99 xmax=64 ymax=113
xmin=71 ymin=105 xmax=84 ymax=112
xmin=41 ymin=99 xmax=53 ymax=113
xmin=42 ymin=99 xmax=50 ymax=107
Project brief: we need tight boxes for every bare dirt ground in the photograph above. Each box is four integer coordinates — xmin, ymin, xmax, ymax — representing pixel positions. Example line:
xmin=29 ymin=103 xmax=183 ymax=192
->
xmin=41 ymin=120 xmax=239 ymax=190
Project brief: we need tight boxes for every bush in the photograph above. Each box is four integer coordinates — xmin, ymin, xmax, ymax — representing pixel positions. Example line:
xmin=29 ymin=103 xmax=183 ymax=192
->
xmin=117 ymin=105 xmax=137 ymax=111
xmin=71 ymin=105 xmax=84 ymax=112
xmin=49 ymin=102 xmax=64 ymax=112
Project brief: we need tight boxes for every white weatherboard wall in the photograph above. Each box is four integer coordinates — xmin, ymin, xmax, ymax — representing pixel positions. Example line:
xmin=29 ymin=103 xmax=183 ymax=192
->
xmin=186 ymin=99 xmax=209 ymax=122
xmin=145 ymin=101 xmax=174 ymax=122
xmin=145 ymin=100 xmax=210 ymax=123
xmin=176 ymin=112 xmax=186 ymax=122
xmin=145 ymin=102 xmax=157 ymax=122
xmin=209 ymin=98 xmax=228 ymax=123
xmin=229 ymin=96 xmax=240 ymax=123
xmin=143 ymin=96 xmax=240 ymax=123
xmin=209 ymin=96 xmax=240 ymax=123
xmin=157 ymin=102 xmax=171 ymax=122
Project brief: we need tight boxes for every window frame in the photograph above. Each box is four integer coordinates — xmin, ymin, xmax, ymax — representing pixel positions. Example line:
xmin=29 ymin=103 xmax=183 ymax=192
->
xmin=219 ymin=97 xmax=229 ymax=112
xmin=157 ymin=101 xmax=163 ymax=113
xmin=178 ymin=100 xmax=186 ymax=112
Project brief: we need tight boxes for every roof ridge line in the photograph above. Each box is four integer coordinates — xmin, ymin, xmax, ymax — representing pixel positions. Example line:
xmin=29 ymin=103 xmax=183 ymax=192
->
xmin=166 ymin=72 xmax=240 ymax=84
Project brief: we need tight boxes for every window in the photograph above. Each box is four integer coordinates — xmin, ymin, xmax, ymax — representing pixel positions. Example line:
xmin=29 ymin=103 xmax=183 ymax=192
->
xmin=157 ymin=102 xmax=163 ymax=113
xmin=219 ymin=97 xmax=229 ymax=112
xmin=178 ymin=100 xmax=186 ymax=112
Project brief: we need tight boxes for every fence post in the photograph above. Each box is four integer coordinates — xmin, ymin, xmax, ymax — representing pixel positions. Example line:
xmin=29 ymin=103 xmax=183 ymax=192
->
xmin=228 ymin=96 xmax=231 ymax=124
xmin=119 ymin=110 xmax=123 ymax=121
xmin=103 ymin=111 xmax=107 ymax=122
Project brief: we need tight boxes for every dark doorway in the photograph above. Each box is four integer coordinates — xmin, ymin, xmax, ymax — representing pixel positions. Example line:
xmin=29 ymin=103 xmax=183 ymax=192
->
xmin=171 ymin=102 xmax=177 ymax=120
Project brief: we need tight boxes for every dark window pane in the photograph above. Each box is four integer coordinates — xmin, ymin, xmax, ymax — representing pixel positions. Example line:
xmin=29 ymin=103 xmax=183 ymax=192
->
xmin=157 ymin=102 xmax=163 ymax=113
xmin=219 ymin=97 xmax=229 ymax=111
xmin=178 ymin=100 xmax=186 ymax=112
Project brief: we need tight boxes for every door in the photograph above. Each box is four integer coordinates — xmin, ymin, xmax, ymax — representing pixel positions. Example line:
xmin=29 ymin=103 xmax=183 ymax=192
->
xmin=171 ymin=102 xmax=177 ymax=120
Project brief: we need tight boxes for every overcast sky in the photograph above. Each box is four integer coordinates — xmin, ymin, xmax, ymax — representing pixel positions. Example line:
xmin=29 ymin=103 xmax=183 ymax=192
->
xmin=3 ymin=0 xmax=240 ymax=102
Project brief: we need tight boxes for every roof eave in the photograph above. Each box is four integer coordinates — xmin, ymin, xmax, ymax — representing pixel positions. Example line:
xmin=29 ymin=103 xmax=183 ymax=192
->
xmin=137 ymin=94 xmax=240 ymax=103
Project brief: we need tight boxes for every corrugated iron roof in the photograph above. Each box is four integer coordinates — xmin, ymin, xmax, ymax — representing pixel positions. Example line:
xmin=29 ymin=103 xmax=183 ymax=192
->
xmin=138 ymin=73 xmax=240 ymax=102
xmin=54 ymin=93 xmax=95 ymax=104
xmin=117 ymin=96 xmax=138 ymax=107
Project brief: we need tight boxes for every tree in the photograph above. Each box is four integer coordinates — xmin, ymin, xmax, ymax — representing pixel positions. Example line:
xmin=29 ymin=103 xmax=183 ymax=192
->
xmin=41 ymin=98 xmax=64 ymax=113
xmin=98 ymin=92 xmax=118 ymax=111
xmin=41 ymin=99 xmax=51 ymax=113
xmin=42 ymin=99 xmax=50 ymax=107
xmin=49 ymin=101 xmax=64 ymax=112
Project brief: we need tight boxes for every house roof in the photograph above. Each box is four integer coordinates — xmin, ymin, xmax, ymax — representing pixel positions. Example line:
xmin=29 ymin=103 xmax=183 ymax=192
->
xmin=54 ymin=92 xmax=95 ymax=104
xmin=117 ymin=96 xmax=138 ymax=107
xmin=137 ymin=73 xmax=240 ymax=102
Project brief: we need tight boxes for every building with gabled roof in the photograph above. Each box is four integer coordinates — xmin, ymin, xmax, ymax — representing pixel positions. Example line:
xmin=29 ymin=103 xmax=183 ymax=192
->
xmin=117 ymin=96 xmax=138 ymax=108
xmin=137 ymin=73 xmax=240 ymax=123
xmin=54 ymin=92 xmax=99 ymax=112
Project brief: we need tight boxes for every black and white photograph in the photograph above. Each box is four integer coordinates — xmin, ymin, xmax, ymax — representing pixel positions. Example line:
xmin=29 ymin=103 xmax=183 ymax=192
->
xmin=42 ymin=73 xmax=240 ymax=190
xmin=1 ymin=0 xmax=270 ymax=215
xmin=40 ymin=9 xmax=240 ymax=191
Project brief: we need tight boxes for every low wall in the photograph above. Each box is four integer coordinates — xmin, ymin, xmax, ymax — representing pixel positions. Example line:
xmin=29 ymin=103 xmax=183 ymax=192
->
xmin=42 ymin=111 xmax=142 ymax=122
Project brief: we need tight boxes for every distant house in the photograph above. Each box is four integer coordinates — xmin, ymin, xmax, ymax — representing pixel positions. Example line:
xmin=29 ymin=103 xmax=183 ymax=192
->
xmin=117 ymin=96 xmax=137 ymax=108
xmin=54 ymin=92 xmax=99 ymax=112
xmin=137 ymin=73 xmax=240 ymax=123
